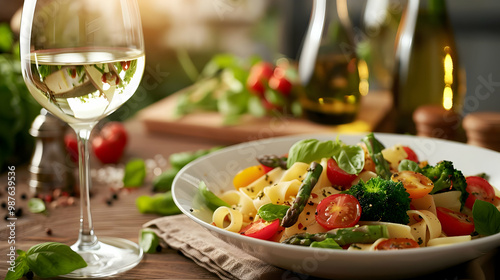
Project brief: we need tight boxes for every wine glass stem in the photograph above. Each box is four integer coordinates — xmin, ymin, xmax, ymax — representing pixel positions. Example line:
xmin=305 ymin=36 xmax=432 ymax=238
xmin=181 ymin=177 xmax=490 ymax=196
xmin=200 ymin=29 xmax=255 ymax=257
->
xmin=73 ymin=124 xmax=99 ymax=251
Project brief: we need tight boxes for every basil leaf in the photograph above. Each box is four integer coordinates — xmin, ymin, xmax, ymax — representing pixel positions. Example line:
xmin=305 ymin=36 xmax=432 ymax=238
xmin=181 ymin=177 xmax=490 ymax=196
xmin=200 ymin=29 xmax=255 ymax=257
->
xmin=398 ymin=159 xmax=421 ymax=172
xmin=331 ymin=143 xmax=364 ymax=175
xmin=123 ymin=159 xmax=146 ymax=188
xmin=258 ymin=203 xmax=290 ymax=222
xmin=198 ymin=181 xmax=230 ymax=211
xmin=152 ymin=168 xmax=179 ymax=192
xmin=472 ymin=200 xmax=500 ymax=236
xmin=287 ymin=139 xmax=336 ymax=168
xmin=28 ymin=198 xmax=46 ymax=214
xmin=5 ymin=250 xmax=29 ymax=280
xmin=287 ymin=138 xmax=364 ymax=174
xmin=136 ymin=191 xmax=182 ymax=216
xmin=26 ymin=242 xmax=87 ymax=278
xmin=139 ymin=229 xmax=160 ymax=254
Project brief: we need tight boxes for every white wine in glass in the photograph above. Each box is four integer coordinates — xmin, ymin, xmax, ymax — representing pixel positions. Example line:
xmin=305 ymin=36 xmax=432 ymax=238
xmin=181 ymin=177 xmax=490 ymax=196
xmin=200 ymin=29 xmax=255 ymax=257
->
xmin=20 ymin=0 xmax=145 ymax=277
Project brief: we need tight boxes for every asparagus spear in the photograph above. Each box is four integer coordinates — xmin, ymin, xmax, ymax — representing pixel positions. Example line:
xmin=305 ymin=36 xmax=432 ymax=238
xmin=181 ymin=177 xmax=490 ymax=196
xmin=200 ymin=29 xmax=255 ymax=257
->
xmin=282 ymin=225 xmax=389 ymax=246
xmin=362 ymin=133 xmax=392 ymax=180
xmin=281 ymin=161 xmax=323 ymax=227
xmin=256 ymin=154 xmax=288 ymax=170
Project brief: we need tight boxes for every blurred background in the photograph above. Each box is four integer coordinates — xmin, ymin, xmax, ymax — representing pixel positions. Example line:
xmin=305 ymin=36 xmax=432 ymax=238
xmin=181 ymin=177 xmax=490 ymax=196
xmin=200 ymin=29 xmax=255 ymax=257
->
xmin=0 ymin=0 xmax=499 ymax=168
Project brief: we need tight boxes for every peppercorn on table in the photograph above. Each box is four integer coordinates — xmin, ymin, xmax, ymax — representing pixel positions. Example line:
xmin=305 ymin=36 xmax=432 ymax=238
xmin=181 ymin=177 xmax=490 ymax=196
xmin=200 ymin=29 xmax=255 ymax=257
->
xmin=1 ymin=119 xmax=499 ymax=280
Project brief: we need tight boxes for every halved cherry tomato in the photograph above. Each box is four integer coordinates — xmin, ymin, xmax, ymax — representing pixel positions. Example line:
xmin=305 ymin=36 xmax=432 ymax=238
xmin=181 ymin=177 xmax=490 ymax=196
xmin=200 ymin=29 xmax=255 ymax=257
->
xmin=465 ymin=176 xmax=496 ymax=209
xmin=391 ymin=171 xmax=434 ymax=199
xmin=316 ymin=194 xmax=361 ymax=230
xmin=402 ymin=146 xmax=419 ymax=162
xmin=375 ymin=238 xmax=420 ymax=250
xmin=239 ymin=219 xmax=280 ymax=240
xmin=326 ymin=158 xmax=357 ymax=189
xmin=233 ymin=165 xmax=266 ymax=190
xmin=436 ymin=207 xmax=474 ymax=236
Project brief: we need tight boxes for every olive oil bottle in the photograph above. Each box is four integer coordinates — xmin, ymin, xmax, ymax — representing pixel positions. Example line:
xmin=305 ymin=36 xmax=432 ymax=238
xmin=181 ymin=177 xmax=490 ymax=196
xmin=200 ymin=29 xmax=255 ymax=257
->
xmin=392 ymin=0 xmax=463 ymax=134
xmin=297 ymin=0 xmax=362 ymax=125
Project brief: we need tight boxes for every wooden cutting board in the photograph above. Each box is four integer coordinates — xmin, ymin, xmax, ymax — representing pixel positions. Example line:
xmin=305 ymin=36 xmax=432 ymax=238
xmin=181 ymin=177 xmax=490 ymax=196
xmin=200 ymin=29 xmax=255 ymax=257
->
xmin=137 ymin=90 xmax=394 ymax=144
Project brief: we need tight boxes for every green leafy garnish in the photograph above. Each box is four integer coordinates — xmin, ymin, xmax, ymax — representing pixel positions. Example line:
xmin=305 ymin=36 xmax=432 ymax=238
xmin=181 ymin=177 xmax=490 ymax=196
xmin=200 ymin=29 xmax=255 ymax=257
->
xmin=257 ymin=203 xmax=290 ymax=222
xmin=286 ymin=138 xmax=364 ymax=175
xmin=139 ymin=229 xmax=160 ymax=254
xmin=5 ymin=242 xmax=87 ymax=280
xmin=123 ymin=159 xmax=146 ymax=187
xmin=198 ymin=181 xmax=230 ymax=211
xmin=398 ymin=159 xmax=421 ymax=172
xmin=28 ymin=198 xmax=46 ymax=214
xmin=472 ymin=200 xmax=500 ymax=236
xmin=136 ymin=191 xmax=181 ymax=216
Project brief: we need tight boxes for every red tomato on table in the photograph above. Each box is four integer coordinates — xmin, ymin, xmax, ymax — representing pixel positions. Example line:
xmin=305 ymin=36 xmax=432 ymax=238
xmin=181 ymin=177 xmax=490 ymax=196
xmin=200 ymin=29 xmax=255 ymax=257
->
xmin=436 ymin=207 xmax=474 ymax=236
xmin=92 ymin=122 xmax=128 ymax=164
xmin=316 ymin=194 xmax=361 ymax=230
xmin=465 ymin=176 xmax=495 ymax=209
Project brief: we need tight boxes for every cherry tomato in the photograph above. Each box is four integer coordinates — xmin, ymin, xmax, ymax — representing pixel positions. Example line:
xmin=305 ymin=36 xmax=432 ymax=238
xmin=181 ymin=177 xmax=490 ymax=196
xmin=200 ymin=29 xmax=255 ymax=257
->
xmin=316 ymin=194 xmax=361 ymax=230
xmin=261 ymin=164 xmax=274 ymax=173
xmin=402 ymin=146 xmax=419 ymax=162
xmin=465 ymin=176 xmax=496 ymax=209
xmin=239 ymin=219 xmax=281 ymax=240
xmin=268 ymin=67 xmax=292 ymax=96
xmin=64 ymin=133 xmax=79 ymax=163
xmin=92 ymin=122 xmax=128 ymax=164
xmin=233 ymin=165 xmax=266 ymax=190
xmin=246 ymin=62 xmax=274 ymax=96
xmin=391 ymin=171 xmax=434 ymax=199
xmin=375 ymin=238 xmax=420 ymax=250
xmin=436 ymin=207 xmax=474 ymax=236
xmin=326 ymin=158 xmax=357 ymax=189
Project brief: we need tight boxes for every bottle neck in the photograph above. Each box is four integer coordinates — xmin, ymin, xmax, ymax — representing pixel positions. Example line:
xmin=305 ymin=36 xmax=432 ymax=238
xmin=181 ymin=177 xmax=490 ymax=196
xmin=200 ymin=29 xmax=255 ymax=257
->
xmin=418 ymin=0 xmax=449 ymax=19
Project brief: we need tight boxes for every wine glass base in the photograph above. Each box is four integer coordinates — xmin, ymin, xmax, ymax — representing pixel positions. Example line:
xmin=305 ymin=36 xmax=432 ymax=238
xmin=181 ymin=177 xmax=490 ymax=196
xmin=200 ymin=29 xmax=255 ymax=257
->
xmin=61 ymin=237 xmax=143 ymax=278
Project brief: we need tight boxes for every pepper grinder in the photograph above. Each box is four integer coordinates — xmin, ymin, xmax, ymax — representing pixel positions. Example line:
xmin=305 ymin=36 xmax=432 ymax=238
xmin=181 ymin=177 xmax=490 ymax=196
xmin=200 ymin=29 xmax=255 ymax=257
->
xmin=462 ymin=112 xmax=500 ymax=152
xmin=412 ymin=105 xmax=461 ymax=140
xmin=29 ymin=109 xmax=75 ymax=196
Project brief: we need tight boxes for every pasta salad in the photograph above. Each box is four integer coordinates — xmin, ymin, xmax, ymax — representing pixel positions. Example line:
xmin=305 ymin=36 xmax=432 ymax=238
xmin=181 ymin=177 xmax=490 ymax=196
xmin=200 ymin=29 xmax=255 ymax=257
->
xmin=204 ymin=133 xmax=500 ymax=250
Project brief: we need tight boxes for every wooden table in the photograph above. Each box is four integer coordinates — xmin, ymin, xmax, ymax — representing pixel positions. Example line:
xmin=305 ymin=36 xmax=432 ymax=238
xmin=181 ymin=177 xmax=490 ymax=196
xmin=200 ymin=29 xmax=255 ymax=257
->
xmin=1 ymin=119 xmax=499 ymax=280
xmin=0 ymin=120 xmax=222 ymax=280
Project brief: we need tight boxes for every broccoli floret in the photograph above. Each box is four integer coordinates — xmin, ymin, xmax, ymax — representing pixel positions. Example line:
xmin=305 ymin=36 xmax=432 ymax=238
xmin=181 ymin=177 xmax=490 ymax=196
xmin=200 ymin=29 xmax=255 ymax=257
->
xmin=420 ymin=160 xmax=468 ymax=209
xmin=343 ymin=177 xmax=411 ymax=224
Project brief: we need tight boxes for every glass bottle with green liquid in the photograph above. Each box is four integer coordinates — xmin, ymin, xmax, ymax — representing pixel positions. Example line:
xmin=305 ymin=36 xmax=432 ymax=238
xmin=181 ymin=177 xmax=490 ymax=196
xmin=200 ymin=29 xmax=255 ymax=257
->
xmin=392 ymin=0 xmax=464 ymax=135
xmin=297 ymin=0 xmax=364 ymax=125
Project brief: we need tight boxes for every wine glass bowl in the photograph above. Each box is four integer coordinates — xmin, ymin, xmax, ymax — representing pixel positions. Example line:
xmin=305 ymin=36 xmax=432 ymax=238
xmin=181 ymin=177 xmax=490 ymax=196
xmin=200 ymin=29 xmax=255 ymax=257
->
xmin=20 ymin=0 xmax=145 ymax=277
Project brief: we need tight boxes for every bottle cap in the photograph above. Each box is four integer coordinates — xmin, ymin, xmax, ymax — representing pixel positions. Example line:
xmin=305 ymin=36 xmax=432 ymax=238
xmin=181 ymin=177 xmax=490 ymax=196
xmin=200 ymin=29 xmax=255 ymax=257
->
xmin=462 ymin=112 xmax=500 ymax=152
xmin=413 ymin=105 xmax=460 ymax=140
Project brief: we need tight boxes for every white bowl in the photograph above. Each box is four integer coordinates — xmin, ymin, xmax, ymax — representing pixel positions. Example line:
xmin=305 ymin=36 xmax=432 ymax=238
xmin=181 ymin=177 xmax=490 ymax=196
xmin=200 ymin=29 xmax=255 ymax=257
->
xmin=172 ymin=133 xmax=500 ymax=279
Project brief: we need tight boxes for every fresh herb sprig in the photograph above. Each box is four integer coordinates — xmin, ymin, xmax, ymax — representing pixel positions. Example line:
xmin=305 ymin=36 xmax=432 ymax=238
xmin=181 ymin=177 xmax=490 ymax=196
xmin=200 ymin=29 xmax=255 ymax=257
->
xmin=6 ymin=242 xmax=87 ymax=280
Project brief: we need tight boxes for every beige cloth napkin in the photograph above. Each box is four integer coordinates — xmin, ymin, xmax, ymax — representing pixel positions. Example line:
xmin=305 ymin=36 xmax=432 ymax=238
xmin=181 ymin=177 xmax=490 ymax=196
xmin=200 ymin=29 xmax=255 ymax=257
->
xmin=142 ymin=214 xmax=286 ymax=280
xmin=143 ymin=214 xmax=498 ymax=280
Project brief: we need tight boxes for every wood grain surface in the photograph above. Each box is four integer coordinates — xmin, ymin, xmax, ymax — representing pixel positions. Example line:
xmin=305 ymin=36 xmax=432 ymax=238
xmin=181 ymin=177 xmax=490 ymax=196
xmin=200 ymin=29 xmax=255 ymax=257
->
xmin=1 ymin=119 xmax=498 ymax=280
xmin=137 ymin=90 xmax=394 ymax=144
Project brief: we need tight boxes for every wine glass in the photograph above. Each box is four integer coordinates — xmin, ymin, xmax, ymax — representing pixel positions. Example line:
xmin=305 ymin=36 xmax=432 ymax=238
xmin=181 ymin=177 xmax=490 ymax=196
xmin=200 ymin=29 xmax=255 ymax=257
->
xmin=19 ymin=0 xmax=145 ymax=277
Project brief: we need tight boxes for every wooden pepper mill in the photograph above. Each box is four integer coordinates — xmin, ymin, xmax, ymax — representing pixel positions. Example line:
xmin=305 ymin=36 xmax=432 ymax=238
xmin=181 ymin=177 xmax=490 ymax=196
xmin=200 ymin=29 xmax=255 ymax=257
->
xmin=462 ymin=112 xmax=500 ymax=152
xmin=412 ymin=105 xmax=461 ymax=140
